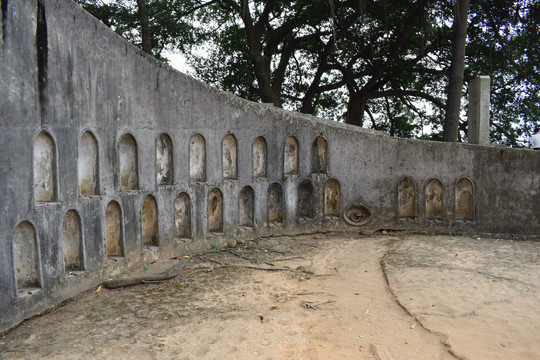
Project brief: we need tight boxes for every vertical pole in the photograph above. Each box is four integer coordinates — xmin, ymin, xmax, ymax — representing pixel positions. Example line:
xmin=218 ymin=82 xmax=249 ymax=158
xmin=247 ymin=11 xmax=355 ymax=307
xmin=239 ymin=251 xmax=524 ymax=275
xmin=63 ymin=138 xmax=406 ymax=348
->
xmin=468 ymin=76 xmax=490 ymax=145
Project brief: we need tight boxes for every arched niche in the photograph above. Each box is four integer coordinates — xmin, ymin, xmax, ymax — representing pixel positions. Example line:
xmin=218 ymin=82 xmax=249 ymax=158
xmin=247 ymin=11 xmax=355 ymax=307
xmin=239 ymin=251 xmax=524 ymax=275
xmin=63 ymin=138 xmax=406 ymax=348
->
xmin=398 ymin=177 xmax=416 ymax=219
xmin=222 ymin=134 xmax=237 ymax=179
xmin=284 ymin=136 xmax=298 ymax=175
xmin=105 ymin=201 xmax=124 ymax=257
xmin=62 ymin=210 xmax=83 ymax=272
xmin=13 ymin=221 xmax=41 ymax=293
xmin=426 ymin=179 xmax=444 ymax=219
xmin=268 ymin=182 xmax=284 ymax=223
xmin=33 ymin=131 xmax=56 ymax=202
xmin=156 ymin=133 xmax=173 ymax=186
xmin=253 ymin=136 xmax=267 ymax=177
xmin=311 ymin=136 xmax=328 ymax=173
xmin=324 ymin=179 xmax=340 ymax=217
xmin=174 ymin=192 xmax=192 ymax=239
xmin=208 ymin=188 xmax=223 ymax=232
xmin=239 ymin=186 xmax=255 ymax=227
xmin=190 ymin=134 xmax=206 ymax=181
xmin=298 ymin=179 xmax=315 ymax=219
xmin=119 ymin=134 xmax=139 ymax=190
xmin=455 ymin=178 xmax=474 ymax=220
xmin=78 ymin=131 xmax=99 ymax=195
xmin=142 ymin=195 xmax=159 ymax=246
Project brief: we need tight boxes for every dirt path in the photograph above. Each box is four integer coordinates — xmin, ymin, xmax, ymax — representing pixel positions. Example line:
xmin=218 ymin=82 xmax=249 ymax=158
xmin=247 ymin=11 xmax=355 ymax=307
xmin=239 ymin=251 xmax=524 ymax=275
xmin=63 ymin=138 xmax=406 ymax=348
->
xmin=383 ymin=235 xmax=540 ymax=360
xmin=2 ymin=234 xmax=537 ymax=359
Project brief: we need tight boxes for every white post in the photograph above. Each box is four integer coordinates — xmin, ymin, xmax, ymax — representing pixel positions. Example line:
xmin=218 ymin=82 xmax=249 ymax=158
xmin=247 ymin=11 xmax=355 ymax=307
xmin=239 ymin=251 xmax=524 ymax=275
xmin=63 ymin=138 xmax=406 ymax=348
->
xmin=468 ymin=76 xmax=491 ymax=145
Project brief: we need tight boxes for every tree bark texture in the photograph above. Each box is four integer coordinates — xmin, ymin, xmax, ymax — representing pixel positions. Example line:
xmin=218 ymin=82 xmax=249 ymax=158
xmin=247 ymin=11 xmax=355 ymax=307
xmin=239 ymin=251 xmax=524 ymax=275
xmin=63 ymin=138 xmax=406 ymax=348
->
xmin=136 ymin=0 xmax=152 ymax=55
xmin=443 ymin=0 xmax=470 ymax=142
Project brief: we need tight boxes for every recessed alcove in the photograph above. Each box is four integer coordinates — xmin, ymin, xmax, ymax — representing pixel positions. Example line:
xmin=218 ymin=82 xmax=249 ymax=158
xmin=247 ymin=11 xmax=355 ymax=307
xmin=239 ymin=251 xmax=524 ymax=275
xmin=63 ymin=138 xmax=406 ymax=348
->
xmin=105 ymin=201 xmax=124 ymax=257
xmin=398 ymin=177 xmax=416 ymax=219
xmin=190 ymin=134 xmax=206 ymax=181
xmin=268 ymin=182 xmax=284 ymax=223
xmin=239 ymin=186 xmax=255 ymax=227
xmin=174 ymin=192 xmax=192 ymax=239
xmin=222 ymin=134 xmax=238 ymax=179
xmin=208 ymin=188 xmax=223 ymax=232
xmin=13 ymin=221 xmax=41 ymax=295
xmin=298 ymin=179 xmax=315 ymax=219
xmin=311 ymin=136 xmax=328 ymax=173
xmin=34 ymin=131 xmax=57 ymax=202
xmin=425 ymin=179 xmax=444 ymax=219
xmin=119 ymin=134 xmax=139 ymax=191
xmin=324 ymin=179 xmax=340 ymax=217
xmin=156 ymin=133 xmax=173 ymax=186
xmin=284 ymin=136 xmax=298 ymax=175
xmin=253 ymin=136 xmax=267 ymax=178
xmin=78 ymin=131 xmax=99 ymax=195
xmin=455 ymin=178 xmax=474 ymax=220
xmin=142 ymin=195 xmax=159 ymax=246
xmin=62 ymin=210 xmax=84 ymax=272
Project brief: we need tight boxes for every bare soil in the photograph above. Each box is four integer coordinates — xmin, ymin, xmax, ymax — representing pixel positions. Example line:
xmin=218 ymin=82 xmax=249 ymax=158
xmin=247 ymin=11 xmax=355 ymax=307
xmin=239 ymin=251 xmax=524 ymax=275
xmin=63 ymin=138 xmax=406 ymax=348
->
xmin=1 ymin=234 xmax=539 ymax=360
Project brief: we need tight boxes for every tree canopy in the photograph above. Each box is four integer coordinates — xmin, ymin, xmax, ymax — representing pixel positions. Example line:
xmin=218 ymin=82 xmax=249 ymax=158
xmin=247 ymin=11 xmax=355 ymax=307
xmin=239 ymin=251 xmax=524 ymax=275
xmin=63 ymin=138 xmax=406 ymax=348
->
xmin=77 ymin=0 xmax=540 ymax=147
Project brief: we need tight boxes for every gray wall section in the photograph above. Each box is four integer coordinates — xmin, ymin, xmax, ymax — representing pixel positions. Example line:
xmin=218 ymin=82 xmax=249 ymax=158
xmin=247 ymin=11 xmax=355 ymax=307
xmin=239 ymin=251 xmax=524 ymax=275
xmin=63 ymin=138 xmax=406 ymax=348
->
xmin=0 ymin=0 xmax=539 ymax=332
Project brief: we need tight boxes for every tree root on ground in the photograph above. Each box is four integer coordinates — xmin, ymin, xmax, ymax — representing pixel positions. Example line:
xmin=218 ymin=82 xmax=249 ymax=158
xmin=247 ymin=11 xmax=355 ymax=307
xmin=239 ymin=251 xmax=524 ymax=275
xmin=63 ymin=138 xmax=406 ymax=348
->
xmin=103 ymin=258 xmax=189 ymax=289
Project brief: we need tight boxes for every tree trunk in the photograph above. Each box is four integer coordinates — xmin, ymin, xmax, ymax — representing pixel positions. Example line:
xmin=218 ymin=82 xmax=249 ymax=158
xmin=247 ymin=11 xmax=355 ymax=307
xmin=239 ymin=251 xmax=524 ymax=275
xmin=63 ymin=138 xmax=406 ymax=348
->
xmin=136 ymin=0 xmax=152 ymax=55
xmin=443 ymin=0 xmax=470 ymax=142
xmin=345 ymin=93 xmax=366 ymax=127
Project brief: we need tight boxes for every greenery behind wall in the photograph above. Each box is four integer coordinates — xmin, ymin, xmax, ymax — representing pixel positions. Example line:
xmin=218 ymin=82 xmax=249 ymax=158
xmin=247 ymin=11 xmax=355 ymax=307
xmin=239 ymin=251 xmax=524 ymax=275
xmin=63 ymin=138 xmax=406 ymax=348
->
xmin=77 ymin=0 xmax=539 ymax=147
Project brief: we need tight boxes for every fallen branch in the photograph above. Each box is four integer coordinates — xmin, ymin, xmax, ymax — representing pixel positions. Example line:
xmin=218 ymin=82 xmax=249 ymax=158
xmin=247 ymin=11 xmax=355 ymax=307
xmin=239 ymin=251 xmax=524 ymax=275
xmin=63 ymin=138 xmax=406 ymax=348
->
xmin=301 ymin=300 xmax=336 ymax=310
xmin=103 ymin=258 xmax=189 ymax=289
xmin=273 ymin=256 xmax=307 ymax=262
xmin=191 ymin=264 xmax=314 ymax=275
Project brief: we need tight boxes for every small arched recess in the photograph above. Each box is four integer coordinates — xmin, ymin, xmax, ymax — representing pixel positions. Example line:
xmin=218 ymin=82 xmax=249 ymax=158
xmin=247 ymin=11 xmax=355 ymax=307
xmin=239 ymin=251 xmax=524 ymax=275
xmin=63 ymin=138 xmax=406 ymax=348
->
xmin=174 ymin=192 xmax=192 ymax=239
xmin=455 ymin=178 xmax=474 ymax=220
xmin=12 ymin=221 xmax=41 ymax=294
xmin=62 ymin=210 xmax=84 ymax=272
xmin=156 ymin=133 xmax=173 ymax=186
xmin=425 ymin=179 xmax=444 ymax=219
xmin=105 ymin=201 xmax=124 ymax=257
xmin=142 ymin=195 xmax=159 ymax=246
xmin=239 ymin=186 xmax=255 ymax=227
xmin=268 ymin=182 xmax=284 ymax=223
xmin=222 ymin=134 xmax=237 ymax=179
xmin=253 ymin=136 xmax=267 ymax=177
xmin=284 ymin=136 xmax=298 ymax=175
xmin=324 ymin=179 xmax=340 ymax=217
xmin=208 ymin=188 xmax=223 ymax=232
xmin=119 ymin=134 xmax=139 ymax=190
xmin=398 ymin=177 xmax=416 ymax=219
xmin=311 ymin=136 xmax=328 ymax=173
xmin=190 ymin=134 xmax=206 ymax=181
xmin=78 ymin=131 xmax=99 ymax=195
xmin=34 ymin=131 xmax=57 ymax=202
xmin=298 ymin=179 xmax=315 ymax=219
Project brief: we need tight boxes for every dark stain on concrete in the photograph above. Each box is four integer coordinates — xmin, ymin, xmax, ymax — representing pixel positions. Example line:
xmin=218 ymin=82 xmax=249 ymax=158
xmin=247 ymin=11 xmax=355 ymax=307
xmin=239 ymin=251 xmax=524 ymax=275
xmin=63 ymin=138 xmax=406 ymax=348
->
xmin=36 ymin=0 xmax=48 ymax=120
xmin=1 ymin=0 xmax=7 ymax=42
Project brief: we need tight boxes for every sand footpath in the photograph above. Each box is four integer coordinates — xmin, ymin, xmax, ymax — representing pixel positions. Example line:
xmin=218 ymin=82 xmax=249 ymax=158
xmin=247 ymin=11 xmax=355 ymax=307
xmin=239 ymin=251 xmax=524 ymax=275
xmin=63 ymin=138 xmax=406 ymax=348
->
xmin=1 ymin=234 xmax=538 ymax=360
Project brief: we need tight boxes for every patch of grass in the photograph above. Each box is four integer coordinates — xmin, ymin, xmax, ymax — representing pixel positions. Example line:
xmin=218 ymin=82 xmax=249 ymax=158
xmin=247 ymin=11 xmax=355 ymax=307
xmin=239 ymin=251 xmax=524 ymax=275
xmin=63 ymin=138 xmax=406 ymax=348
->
xmin=211 ymin=244 xmax=221 ymax=254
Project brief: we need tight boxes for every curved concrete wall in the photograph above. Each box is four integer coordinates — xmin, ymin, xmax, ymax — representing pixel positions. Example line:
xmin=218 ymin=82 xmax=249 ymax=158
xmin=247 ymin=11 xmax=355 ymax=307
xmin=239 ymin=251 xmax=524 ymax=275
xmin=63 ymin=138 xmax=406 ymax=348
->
xmin=1 ymin=0 xmax=539 ymax=332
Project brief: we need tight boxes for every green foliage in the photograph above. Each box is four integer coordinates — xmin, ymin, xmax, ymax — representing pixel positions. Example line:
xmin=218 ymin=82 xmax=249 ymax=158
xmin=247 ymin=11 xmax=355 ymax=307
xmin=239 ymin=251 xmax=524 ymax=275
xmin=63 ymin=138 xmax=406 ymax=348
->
xmin=77 ymin=0 xmax=540 ymax=146
xmin=75 ymin=0 xmax=196 ymax=59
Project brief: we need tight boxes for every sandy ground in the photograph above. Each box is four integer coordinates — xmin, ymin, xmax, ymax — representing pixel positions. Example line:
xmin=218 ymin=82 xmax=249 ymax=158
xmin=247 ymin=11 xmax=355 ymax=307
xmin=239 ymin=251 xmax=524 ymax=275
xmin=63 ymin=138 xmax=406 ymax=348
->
xmin=1 ymin=234 xmax=539 ymax=360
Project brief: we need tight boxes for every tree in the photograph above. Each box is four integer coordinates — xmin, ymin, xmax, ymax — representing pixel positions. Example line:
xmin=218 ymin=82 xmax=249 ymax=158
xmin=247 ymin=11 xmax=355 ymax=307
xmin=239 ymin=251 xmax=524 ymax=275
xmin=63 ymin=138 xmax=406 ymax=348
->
xmin=443 ymin=0 xmax=470 ymax=142
xmin=78 ymin=0 xmax=540 ymax=146
xmin=76 ymin=0 xmax=200 ymax=60
xmin=136 ymin=0 xmax=152 ymax=54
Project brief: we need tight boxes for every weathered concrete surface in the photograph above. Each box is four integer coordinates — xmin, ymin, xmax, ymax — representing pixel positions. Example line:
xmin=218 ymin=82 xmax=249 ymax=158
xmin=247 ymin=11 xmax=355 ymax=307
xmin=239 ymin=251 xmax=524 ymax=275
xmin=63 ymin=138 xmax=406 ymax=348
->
xmin=1 ymin=0 xmax=539 ymax=333
xmin=0 ymin=235 xmax=457 ymax=360
xmin=468 ymin=76 xmax=491 ymax=145
xmin=383 ymin=235 xmax=540 ymax=360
